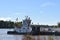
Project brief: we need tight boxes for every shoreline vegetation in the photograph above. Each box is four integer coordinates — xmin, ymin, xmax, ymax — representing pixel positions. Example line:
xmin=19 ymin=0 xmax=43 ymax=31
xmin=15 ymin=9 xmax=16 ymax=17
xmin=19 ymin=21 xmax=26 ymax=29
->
xmin=0 ymin=20 xmax=60 ymax=28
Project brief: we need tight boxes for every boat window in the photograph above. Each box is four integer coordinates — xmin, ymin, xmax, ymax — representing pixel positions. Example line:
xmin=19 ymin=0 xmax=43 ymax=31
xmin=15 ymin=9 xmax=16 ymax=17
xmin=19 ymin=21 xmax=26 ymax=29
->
xmin=23 ymin=28 xmax=25 ymax=29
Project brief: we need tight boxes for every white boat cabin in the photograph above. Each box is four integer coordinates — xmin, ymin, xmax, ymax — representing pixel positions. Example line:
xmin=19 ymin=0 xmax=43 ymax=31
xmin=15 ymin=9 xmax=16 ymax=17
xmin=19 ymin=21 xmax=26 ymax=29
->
xmin=14 ymin=16 xmax=32 ymax=33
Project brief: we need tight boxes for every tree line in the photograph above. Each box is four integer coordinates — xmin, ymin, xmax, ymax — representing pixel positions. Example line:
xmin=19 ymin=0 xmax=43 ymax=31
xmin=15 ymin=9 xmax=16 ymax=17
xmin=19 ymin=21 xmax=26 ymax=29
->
xmin=0 ymin=20 xmax=60 ymax=28
xmin=0 ymin=20 xmax=22 ymax=28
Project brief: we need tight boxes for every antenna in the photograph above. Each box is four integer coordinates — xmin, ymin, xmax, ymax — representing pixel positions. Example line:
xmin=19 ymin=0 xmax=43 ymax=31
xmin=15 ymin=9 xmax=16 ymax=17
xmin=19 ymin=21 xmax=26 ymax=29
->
xmin=25 ymin=16 xmax=28 ymax=19
xmin=16 ymin=17 xmax=18 ymax=22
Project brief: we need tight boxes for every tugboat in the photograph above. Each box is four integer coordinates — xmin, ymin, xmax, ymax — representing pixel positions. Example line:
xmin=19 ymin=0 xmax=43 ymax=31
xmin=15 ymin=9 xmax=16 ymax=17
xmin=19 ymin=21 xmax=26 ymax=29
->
xmin=7 ymin=16 xmax=32 ymax=35
xmin=7 ymin=16 xmax=60 ymax=36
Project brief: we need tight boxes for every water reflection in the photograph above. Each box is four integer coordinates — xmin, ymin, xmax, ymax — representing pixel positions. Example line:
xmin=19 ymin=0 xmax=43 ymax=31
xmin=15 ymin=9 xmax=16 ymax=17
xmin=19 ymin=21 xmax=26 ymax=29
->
xmin=0 ymin=29 xmax=60 ymax=40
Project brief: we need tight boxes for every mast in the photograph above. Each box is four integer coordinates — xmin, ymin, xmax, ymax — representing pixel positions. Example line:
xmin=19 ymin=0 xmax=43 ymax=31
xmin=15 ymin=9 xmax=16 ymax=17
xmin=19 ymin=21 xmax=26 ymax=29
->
xmin=16 ymin=18 xmax=18 ymax=22
xmin=15 ymin=17 xmax=19 ymax=27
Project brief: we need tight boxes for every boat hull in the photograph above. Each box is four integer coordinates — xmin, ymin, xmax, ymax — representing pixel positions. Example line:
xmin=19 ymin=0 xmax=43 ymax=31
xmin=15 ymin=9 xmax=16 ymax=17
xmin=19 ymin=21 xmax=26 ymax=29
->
xmin=7 ymin=31 xmax=31 ymax=35
xmin=7 ymin=31 xmax=60 ymax=36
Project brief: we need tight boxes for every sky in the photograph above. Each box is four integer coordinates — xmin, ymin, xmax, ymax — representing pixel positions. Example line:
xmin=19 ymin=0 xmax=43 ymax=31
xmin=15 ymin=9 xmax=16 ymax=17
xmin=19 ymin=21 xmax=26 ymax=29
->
xmin=0 ymin=0 xmax=60 ymax=25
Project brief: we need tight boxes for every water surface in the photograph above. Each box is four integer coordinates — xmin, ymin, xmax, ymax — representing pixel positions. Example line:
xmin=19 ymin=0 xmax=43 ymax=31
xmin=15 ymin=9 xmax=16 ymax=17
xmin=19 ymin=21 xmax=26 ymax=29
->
xmin=0 ymin=29 xmax=60 ymax=40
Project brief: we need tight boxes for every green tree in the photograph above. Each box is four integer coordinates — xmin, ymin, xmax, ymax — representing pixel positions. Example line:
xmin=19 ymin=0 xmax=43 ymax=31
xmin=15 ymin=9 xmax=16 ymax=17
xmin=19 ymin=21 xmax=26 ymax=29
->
xmin=58 ymin=22 xmax=60 ymax=27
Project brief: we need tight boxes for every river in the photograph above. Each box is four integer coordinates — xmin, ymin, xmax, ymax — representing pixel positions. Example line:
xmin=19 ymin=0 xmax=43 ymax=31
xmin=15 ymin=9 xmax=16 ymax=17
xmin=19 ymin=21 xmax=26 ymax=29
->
xmin=0 ymin=29 xmax=60 ymax=40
